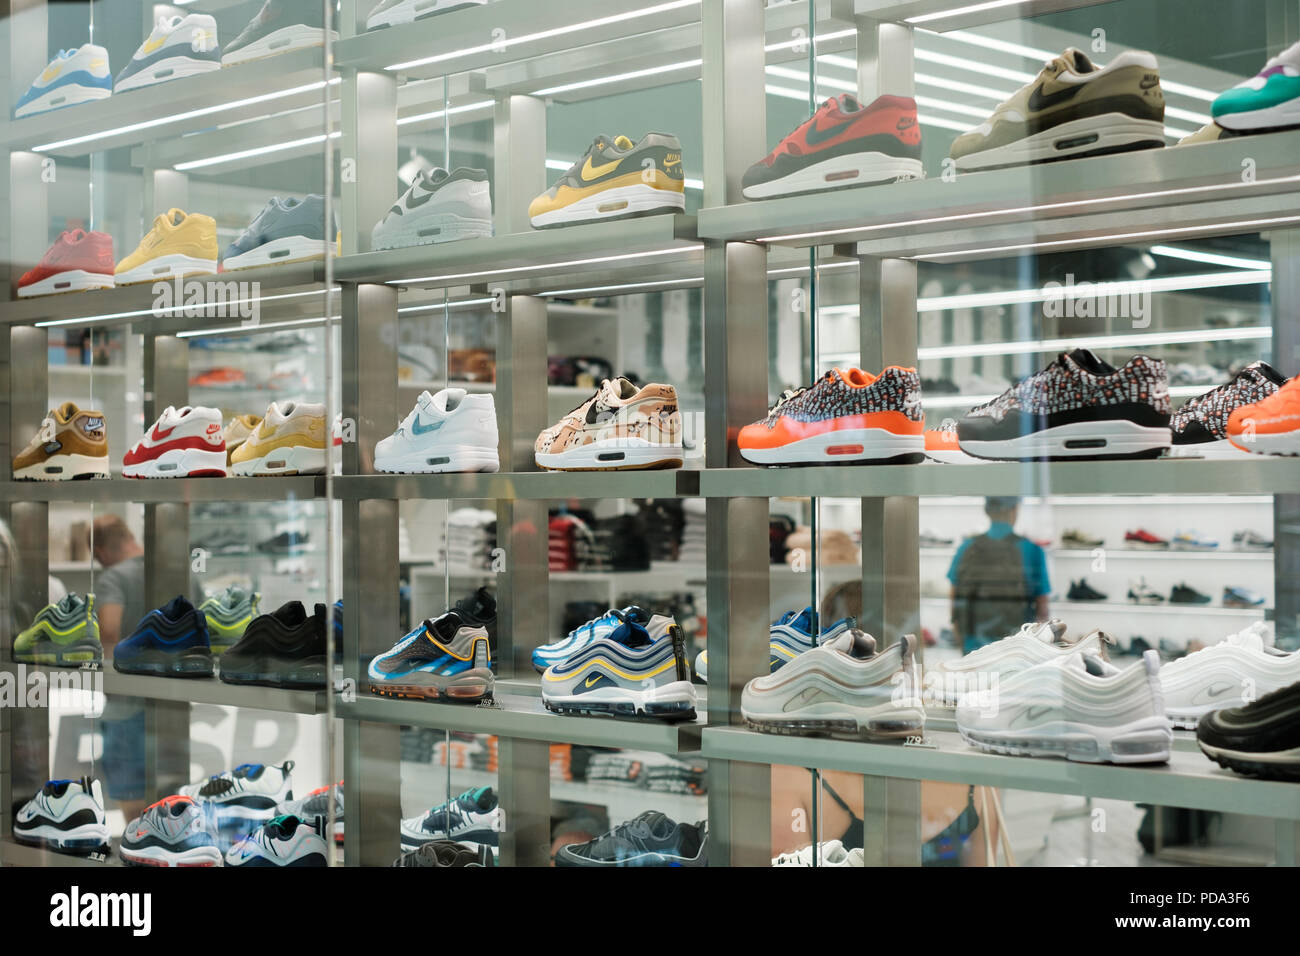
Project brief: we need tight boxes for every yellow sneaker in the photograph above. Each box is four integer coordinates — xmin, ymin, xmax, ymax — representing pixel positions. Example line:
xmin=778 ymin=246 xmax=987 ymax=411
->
xmin=223 ymin=413 xmax=263 ymax=465
xmin=115 ymin=208 xmax=218 ymax=285
xmin=529 ymin=133 xmax=685 ymax=228
xmin=230 ymin=401 xmax=327 ymax=476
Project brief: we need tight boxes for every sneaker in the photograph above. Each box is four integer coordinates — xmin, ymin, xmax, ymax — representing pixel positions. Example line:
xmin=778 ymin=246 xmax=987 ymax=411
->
xmin=919 ymin=531 xmax=954 ymax=547
xmin=392 ymin=840 xmax=495 ymax=867
xmin=368 ymin=597 xmax=495 ymax=703
xmin=1212 ymin=39 xmax=1300 ymax=132
xmin=219 ymin=601 xmax=328 ymax=688
xmin=113 ymin=595 xmax=214 ymax=677
xmin=532 ymin=605 xmax=675 ymax=674
xmin=225 ymin=815 xmax=328 ymax=867
xmin=14 ymin=44 xmax=112 ymax=118
xmin=541 ymin=621 xmax=696 ymax=721
xmin=18 ymin=229 xmax=115 ymax=297
xmin=956 ymin=650 xmax=1172 ymax=763
xmin=738 ymin=367 xmax=925 ymax=466
xmin=366 ymin=0 xmax=485 ymax=30
xmin=192 ymin=529 xmax=249 ymax=556
xmin=534 ymin=377 xmax=683 ymax=471
xmin=276 ymin=782 xmax=343 ymax=843
xmin=14 ymin=778 xmax=109 ymax=853
xmin=1197 ymin=682 xmax=1300 ymax=780
xmin=694 ymin=607 xmax=856 ymax=683
xmin=1161 ymin=623 xmax=1299 ymax=728
xmin=923 ymin=426 xmax=978 ymax=464
xmin=115 ymin=208 xmax=218 ymax=284
xmin=119 ymin=795 xmax=222 ymax=867
xmin=1233 ymin=529 xmax=1273 ymax=551
xmin=931 ymin=620 xmax=1112 ymax=708
xmin=222 ymin=0 xmax=338 ymax=65
xmin=1125 ymin=528 xmax=1168 ymax=549
xmin=1223 ymin=585 xmax=1266 ymax=608
xmin=375 ymin=388 xmax=499 ymax=474
xmin=14 ymin=593 xmax=102 ymax=666
xmin=1169 ymin=582 xmax=1213 ymax=605
xmin=1177 ymin=121 xmax=1243 ymax=145
xmin=949 ymin=47 xmax=1164 ymax=171
xmin=1127 ymin=578 xmax=1164 ymax=604
xmin=180 ymin=761 xmax=295 ymax=829
xmin=956 ymin=349 xmax=1170 ymax=461
xmin=221 ymin=194 xmax=336 ymax=270
xmin=772 ymin=839 xmax=864 ymax=867
xmin=257 ymin=530 xmax=311 ymax=555
xmin=1227 ymin=376 xmax=1300 ymax=456
xmin=223 ymin=413 xmax=262 ymax=464
xmin=1170 ymin=362 xmax=1288 ymax=458
xmin=12 ymin=402 xmax=110 ymax=480
xmin=190 ymin=366 xmax=246 ymax=389
xmin=372 ymin=167 xmax=493 ymax=249
xmin=199 ymin=586 xmax=260 ymax=654
xmin=400 ymin=786 xmax=504 ymax=851
xmin=1067 ymin=579 xmax=1108 ymax=601
xmin=1061 ymin=529 xmax=1104 ymax=549
xmin=124 ymin=404 xmax=226 ymax=478
xmin=529 ymin=132 xmax=685 ymax=228
xmin=115 ymin=14 xmax=220 ymax=93
xmin=1171 ymin=530 xmax=1218 ymax=551
xmin=741 ymin=631 xmax=925 ymax=739
xmin=230 ymin=401 xmax=327 ymax=476
xmin=741 ymin=93 xmax=922 ymax=199
xmin=555 ymin=812 xmax=707 ymax=867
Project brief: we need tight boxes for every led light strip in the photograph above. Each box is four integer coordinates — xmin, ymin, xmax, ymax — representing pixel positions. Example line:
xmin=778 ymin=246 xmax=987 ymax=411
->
xmin=396 ymin=99 xmax=495 ymax=127
xmin=905 ymin=0 xmax=1036 ymax=24
xmin=33 ymin=288 xmax=336 ymax=328
xmin=175 ymin=315 xmax=339 ymax=338
xmin=389 ymin=244 xmax=703 ymax=286
xmin=914 ymin=325 xmax=1272 ymax=361
xmin=175 ymin=131 xmax=341 ymax=171
xmin=1148 ymin=245 xmax=1271 ymax=270
xmin=398 ymin=297 xmax=498 ymax=313
xmin=533 ymin=59 xmax=702 ymax=96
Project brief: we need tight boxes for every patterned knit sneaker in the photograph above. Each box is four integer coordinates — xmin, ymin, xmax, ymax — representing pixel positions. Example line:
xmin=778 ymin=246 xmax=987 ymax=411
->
xmin=737 ymin=367 xmax=924 ymax=466
xmin=1171 ymin=362 xmax=1288 ymax=458
xmin=956 ymin=348 xmax=1170 ymax=461
xmin=1227 ymin=375 xmax=1300 ymax=456
xmin=534 ymin=377 xmax=683 ymax=471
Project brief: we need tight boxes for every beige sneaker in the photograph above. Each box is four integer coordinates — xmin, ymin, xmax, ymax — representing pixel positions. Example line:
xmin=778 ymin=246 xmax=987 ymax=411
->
xmin=13 ymin=402 xmax=110 ymax=481
xmin=535 ymin=377 xmax=683 ymax=471
xmin=223 ymin=413 xmax=262 ymax=465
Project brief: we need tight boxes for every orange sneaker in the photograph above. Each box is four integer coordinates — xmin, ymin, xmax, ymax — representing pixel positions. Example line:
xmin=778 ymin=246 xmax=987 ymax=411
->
xmin=924 ymin=425 xmax=977 ymax=464
xmin=1227 ymin=375 xmax=1300 ymax=455
xmin=738 ymin=367 xmax=924 ymax=466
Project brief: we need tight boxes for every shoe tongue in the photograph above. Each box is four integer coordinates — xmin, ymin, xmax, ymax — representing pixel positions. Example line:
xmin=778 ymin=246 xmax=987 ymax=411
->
xmin=166 ymin=208 xmax=185 ymax=226
xmin=828 ymin=628 xmax=875 ymax=659
xmin=274 ymin=600 xmax=308 ymax=627
xmin=265 ymin=815 xmax=300 ymax=839
xmin=42 ymin=779 xmax=74 ymax=797
xmin=1062 ymin=48 xmax=1096 ymax=73
xmin=1027 ymin=619 xmax=1068 ymax=644
xmin=463 ymin=786 xmax=493 ymax=811
xmin=610 ymin=619 xmax=653 ymax=649
xmin=837 ymin=92 xmax=863 ymax=112
xmin=632 ymin=810 xmax=673 ymax=837
xmin=612 ymin=135 xmax=634 ymax=150
xmin=612 ymin=377 xmax=639 ymax=400
xmin=1062 ymin=347 xmax=1116 ymax=375
xmin=56 ymin=401 xmax=80 ymax=421
xmin=160 ymin=594 xmax=191 ymax=619
xmin=788 ymin=606 xmax=815 ymax=634
xmin=1241 ymin=361 xmax=1289 ymax=387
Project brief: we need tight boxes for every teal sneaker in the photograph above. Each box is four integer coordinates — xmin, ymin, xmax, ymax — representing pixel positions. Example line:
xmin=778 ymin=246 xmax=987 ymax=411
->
xmin=15 ymin=593 xmax=103 ymax=666
xmin=1212 ymin=40 xmax=1300 ymax=131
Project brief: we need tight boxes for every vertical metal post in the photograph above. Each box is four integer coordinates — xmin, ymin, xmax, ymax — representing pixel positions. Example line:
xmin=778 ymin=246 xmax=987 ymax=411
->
xmin=1276 ymin=820 xmax=1299 ymax=868
xmin=339 ymin=72 xmax=398 ymax=257
xmin=492 ymin=95 xmax=546 ymax=238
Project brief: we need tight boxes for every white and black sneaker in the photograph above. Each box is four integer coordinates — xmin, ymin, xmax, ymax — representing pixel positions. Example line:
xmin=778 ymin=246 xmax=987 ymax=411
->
xmin=120 ymin=795 xmax=223 ymax=867
xmin=181 ymin=760 xmax=294 ymax=831
xmin=399 ymin=785 xmax=505 ymax=851
xmin=225 ymin=814 xmax=329 ymax=867
xmin=1170 ymin=361 xmax=1288 ymax=458
xmin=957 ymin=348 xmax=1170 ymax=461
xmin=13 ymin=777 xmax=109 ymax=854
xmin=372 ymin=167 xmax=494 ymax=250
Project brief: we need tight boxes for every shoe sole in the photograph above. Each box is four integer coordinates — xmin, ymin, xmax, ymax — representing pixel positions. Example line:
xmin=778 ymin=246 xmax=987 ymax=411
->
xmin=222 ymin=235 xmax=329 ymax=271
xmin=124 ymin=445 xmax=227 ymax=478
xmin=14 ymin=642 xmax=103 ymax=667
xmin=114 ymin=655 xmax=214 ymax=678
xmin=18 ymin=269 xmax=115 ymax=297
xmin=1229 ymin=429 xmax=1300 ymax=456
xmin=14 ymin=82 xmax=111 ymax=118
xmin=958 ymin=717 xmax=1172 ymax=764
xmin=743 ymin=151 xmax=922 ymax=199
xmin=13 ymin=452 xmax=110 ymax=481
xmin=114 ymin=55 xmax=220 ymax=93
xmin=744 ymin=707 xmax=924 ymax=740
xmin=959 ymin=419 xmax=1170 ymax=461
xmin=368 ymin=673 xmax=493 ymax=703
xmin=115 ymin=253 xmax=217 ymax=285
xmin=374 ymin=445 xmax=500 ymax=474
xmin=220 ymin=26 xmax=338 ymax=65
xmin=1215 ymin=97 xmax=1300 ymax=132
xmin=373 ymin=213 xmax=493 ymax=250
xmin=530 ymin=184 xmax=684 ymax=228
xmin=535 ymin=437 xmax=683 ymax=471
xmin=1168 ymin=437 xmax=1255 ymax=459
xmin=120 ymin=845 xmax=223 ymax=867
xmin=14 ymin=823 xmax=109 ymax=852
xmin=1198 ymin=741 xmax=1300 ymax=779
xmin=954 ymin=113 xmax=1166 ymax=172
xmin=231 ymin=442 xmax=326 ymax=476
xmin=740 ymin=427 xmax=923 ymax=466
xmin=542 ymin=680 xmax=697 ymax=722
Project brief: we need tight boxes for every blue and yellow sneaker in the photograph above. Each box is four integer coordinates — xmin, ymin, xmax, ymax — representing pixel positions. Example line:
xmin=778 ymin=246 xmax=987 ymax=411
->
xmin=14 ymin=593 xmax=102 ymax=666
xmin=1213 ymin=40 xmax=1300 ymax=132
xmin=199 ymin=586 xmax=260 ymax=654
xmin=532 ymin=605 xmax=675 ymax=674
xmin=113 ymin=595 xmax=213 ymax=677
xmin=14 ymin=45 xmax=112 ymax=119
xmin=693 ymin=607 xmax=856 ymax=683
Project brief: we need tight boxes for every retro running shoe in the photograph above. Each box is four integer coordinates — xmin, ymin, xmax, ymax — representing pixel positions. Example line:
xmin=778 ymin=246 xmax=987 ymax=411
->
xmin=124 ymin=405 xmax=227 ymax=478
xmin=772 ymin=840 xmax=864 ymax=867
xmin=14 ymin=593 xmax=102 ymax=666
xmin=219 ymin=601 xmax=328 ymax=688
xmin=555 ymin=812 xmax=707 ymax=867
xmin=1160 ymin=623 xmax=1299 ymax=728
xmin=1125 ymin=528 xmax=1168 ymax=549
xmin=1171 ymin=530 xmax=1218 ymax=551
xmin=1227 ymin=375 xmax=1300 ymax=456
xmin=400 ymin=786 xmax=505 ymax=851
xmin=223 ymin=413 xmax=262 ymax=464
xmin=368 ymin=594 xmax=496 ymax=703
xmin=115 ymin=14 xmax=220 ymax=93
xmin=535 ymin=377 xmax=683 ymax=471
xmin=1197 ymin=681 xmax=1300 ymax=780
xmin=12 ymin=402 xmax=110 ymax=481
xmin=742 ymin=93 xmax=922 ymax=199
xmin=392 ymin=840 xmax=495 ymax=867
xmin=366 ymin=0 xmax=485 ymax=29
xmin=230 ymin=401 xmax=327 ymax=475
xmin=113 ymin=595 xmax=213 ymax=677
xmin=956 ymin=650 xmax=1172 ymax=764
xmin=114 ymin=208 xmax=218 ymax=284
xmin=1234 ymin=529 xmax=1273 ymax=551
xmin=222 ymin=0 xmax=338 ymax=65
xmin=226 ymin=815 xmax=328 ymax=867
xmin=738 ymin=367 xmax=924 ymax=466
xmin=542 ymin=620 xmax=696 ymax=721
xmin=14 ymin=45 xmax=111 ymax=118
xmin=120 ymin=795 xmax=222 ymax=867
xmin=924 ymin=426 xmax=978 ymax=464
xmin=694 ymin=607 xmax=856 ymax=683
xmin=200 ymin=586 xmax=261 ymax=654
xmin=372 ymin=167 xmax=493 ymax=249
xmin=1067 ymin=578 xmax=1108 ymax=601
xmin=181 ymin=761 xmax=294 ymax=830
xmin=1170 ymin=362 xmax=1288 ymax=458
xmin=222 ymin=194 xmax=336 ymax=270
xmin=742 ymin=631 xmax=925 ymax=739
xmin=1212 ymin=39 xmax=1300 ymax=132
xmin=14 ymin=778 xmax=109 ymax=853
xmin=1062 ymin=528 xmax=1104 ymax=548
xmin=529 ymin=133 xmax=685 ymax=228
xmin=1223 ymin=585 xmax=1267 ymax=608
xmin=949 ymin=47 xmax=1164 ymax=171
xmin=532 ymin=605 xmax=675 ymax=674
xmin=18 ymin=229 xmax=115 ymax=297
xmin=277 ymin=782 xmax=343 ymax=843
xmin=956 ymin=349 xmax=1170 ymax=461
xmin=375 ymin=388 xmax=499 ymax=474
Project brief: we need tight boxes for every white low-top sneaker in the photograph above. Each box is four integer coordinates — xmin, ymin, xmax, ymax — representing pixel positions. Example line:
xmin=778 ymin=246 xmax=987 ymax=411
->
xmin=772 ymin=839 xmax=865 ymax=867
xmin=124 ymin=404 xmax=226 ymax=478
xmin=372 ymin=167 xmax=494 ymax=249
xmin=956 ymin=650 xmax=1172 ymax=764
xmin=1160 ymin=622 xmax=1300 ymax=729
xmin=14 ymin=777 xmax=109 ymax=852
xmin=374 ymin=387 xmax=499 ymax=474
xmin=225 ymin=814 xmax=328 ymax=867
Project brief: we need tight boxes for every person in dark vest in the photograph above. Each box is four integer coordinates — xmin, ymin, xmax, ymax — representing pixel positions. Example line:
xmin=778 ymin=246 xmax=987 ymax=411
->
xmin=948 ymin=496 xmax=1050 ymax=654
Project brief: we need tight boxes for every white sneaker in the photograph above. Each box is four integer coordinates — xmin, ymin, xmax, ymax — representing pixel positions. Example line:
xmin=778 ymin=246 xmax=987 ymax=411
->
xmin=772 ymin=839 xmax=864 ymax=867
xmin=1160 ymin=623 xmax=1300 ymax=729
xmin=956 ymin=650 xmax=1172 ymax=764
xmin=124 ymin=405 xmax=227 ymax=478
xmin=181 ymin=761 xmax=294 ymax=825
xmin=372 ymin=167 xmax=494 ymax=250
xmin=374 ymin=388 xmax=499 ymax=474
xmin=115 ymin=14 xmax=220 ymax=93
xmin=400 ymin=785 xmax=505 ymax=851
xmin=15 ymin=45 xmax=112 ymax=118
xmin=13 ymin=777 xmax=109 ymax=852
xmin=226 ymin=815 xmax=328 ymax=867
xmin=930 ymin=620 xmax=1113 ymax=708
xmin=741 ymin=631 xmax=925 ymax=740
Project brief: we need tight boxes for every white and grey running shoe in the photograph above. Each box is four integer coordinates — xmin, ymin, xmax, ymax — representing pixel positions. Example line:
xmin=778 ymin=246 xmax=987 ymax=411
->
xmin=365 ymin=0 xmax=484 ymax=30
xmin=225 ymin=814 xmax=328 ymax=867
xmin=277 ymin=781 xmax=343 ymax=843
xmin=372 ymin=167 xmax=493 ymax=250
xmin=119 ymin=795 xmax=223 ymax=867
xmin=400 ymin=786 xmax=505 ymax=851
xmin=1160 ymin=623 xmax=1300 ymax=729
xmin=695 ymin=606 xmax=855 ymax=683
xmin=532 ymin=605 xmax=675 ymax=674
xmin=13 ymin=777 xmax=109 ymax=853
xmin=772 ymin=839 xmax=865 ymax=867
xmin=182 ymin=760 xmax=294 ymax=826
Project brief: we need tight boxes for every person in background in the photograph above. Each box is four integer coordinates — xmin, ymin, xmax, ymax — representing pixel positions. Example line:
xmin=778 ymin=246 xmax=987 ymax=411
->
xmin=948 ymin=496 xmax=1050 ymax=654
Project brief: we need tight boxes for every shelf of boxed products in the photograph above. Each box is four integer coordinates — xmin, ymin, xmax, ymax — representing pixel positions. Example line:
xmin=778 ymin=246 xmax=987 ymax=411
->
xmin=331 ymin=469 xmax=690 ymax=501
xmin=0 ymin=47 xmax=330 ymax=157
xmin=0 ymin=838 xmax=120 ymax=868
xmin=854 ymin=0 xmax=1119 ymax=31
xmin=0 ymin=476 xmax=323 ymax=503
xmin=698 ymin=135 xmax=1300 ymax=257
xmin=338 ymin=692 xmax=703 ymax=754
xmin=702 ymin=726 xmax=1300 ymax=820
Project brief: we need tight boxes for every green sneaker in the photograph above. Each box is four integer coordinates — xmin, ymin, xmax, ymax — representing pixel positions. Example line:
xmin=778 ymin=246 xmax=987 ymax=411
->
xmin=199 ymin=586 xmax=260 ymax=654
xmin=1212 ymin=40 xmax=1300 ymax=132
xmin=15 ymin=593 xmax=103 ymax=666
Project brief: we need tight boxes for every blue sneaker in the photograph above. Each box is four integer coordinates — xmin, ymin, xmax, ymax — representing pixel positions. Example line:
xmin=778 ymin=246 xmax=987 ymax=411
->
xmin=15 ymin=45 xmax=112 ymax=119
xmin=221 ymin=194 xmax=336 ymax=270
xmin=532 ymin=606 xmax=676 ymax=673
xmin=368 ymin=591 xmax=496 ymax=702
xmin=1224 ymin=586 xmax=1267 ymax=608
xmin=113 ymin=595 xmax=214 ymax=677
xmin=693 ymin=607 xmax=856 ymax=682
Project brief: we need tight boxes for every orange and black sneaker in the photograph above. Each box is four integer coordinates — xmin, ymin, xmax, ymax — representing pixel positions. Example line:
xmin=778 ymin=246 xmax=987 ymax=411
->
xmin=1228 ymin=375 xmax=1300 ymax=456
xmin=738 ymin=367 xmax=924 ymax=466
xmin=529 ymin=133 xmax=685 ymax=228
xmin=742 ymin=94 xmax=922 ymax=200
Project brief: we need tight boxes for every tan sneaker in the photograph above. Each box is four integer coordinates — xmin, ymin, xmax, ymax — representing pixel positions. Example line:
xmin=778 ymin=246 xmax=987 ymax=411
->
xmin=223 ymin=413 xmax=263 ymax=465
xmin=230 ymin=402 xmax=326 ymax=476
xmin=13 ymin=402 xmax=110 ymax=481
xmin=535 ymin=377 xmax=683 ymax=471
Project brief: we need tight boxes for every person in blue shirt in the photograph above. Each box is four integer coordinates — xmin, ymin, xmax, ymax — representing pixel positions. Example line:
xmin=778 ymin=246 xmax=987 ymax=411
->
xmin=947 ymin=496 xmax=1050 ymax=654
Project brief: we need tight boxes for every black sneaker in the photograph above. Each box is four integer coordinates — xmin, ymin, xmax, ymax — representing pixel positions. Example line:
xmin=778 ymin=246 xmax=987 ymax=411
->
xmin=219 ymin=600 xmax=327 ymax=688
xmin=1068 ymin=578 xmax=1107 ymax=601
xmin=392 ymin=840 xmax=494 ymax=868
xmin=957 ymin=349 xmax=1170 ymax=461
xmin=1197 ymin=682 xmax=1300 ymax=780
xmin=221 ymin=0 xmax=337 ymax=66
xmin=1170 ymin=361 xmax=1287 ymax=458
xmin=554 ymin=811 xmax=707 ymax=867
xmin=257 ymin=529 xmax=310 ymax=555
xmin=1170 ymin=582 xmax=1213 ymax=605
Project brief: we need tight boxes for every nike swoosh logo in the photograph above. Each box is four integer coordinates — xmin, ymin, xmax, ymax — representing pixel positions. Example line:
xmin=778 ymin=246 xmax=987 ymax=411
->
xmin=804 ymin=116 xmax=858 ymax=147
xmin=1025 ymin=705 xmax=1052 ymax=722
xmin=40 ymin=66 xmax=61 ymax=82
xmin=584 ymin=674 xmax=604 ymax=688
xmin=581 ymin=155 xmax=621 ymax=182
xmin=141 ymin=36 xmax=166 ymax=54
xmin=1205 ymin=682 xmax=1234 ymax=699
xmin=1027 ymin=82 xmax=1083 ymax=113
xmin=151 ymin=422 xmax=177 ymax=441
xmin=410 ymin=417 xmax=442 ymax=435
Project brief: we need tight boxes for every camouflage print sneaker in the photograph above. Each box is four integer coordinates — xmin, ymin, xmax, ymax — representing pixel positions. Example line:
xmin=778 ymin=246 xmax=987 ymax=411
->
xmin=535 ymin=377 xmax=683 ymax=471
xmin=15 ymin=593 xmax=103 ymax=666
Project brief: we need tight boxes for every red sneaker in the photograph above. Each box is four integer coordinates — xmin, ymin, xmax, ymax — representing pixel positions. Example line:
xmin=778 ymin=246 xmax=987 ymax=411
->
xmin=1125 ymin=528 xmax=1168 ymax=549
xmin=18 ymin=229 xmax=116 ymax=298
xmin=741 ymin=93 xmax=923 ymax=200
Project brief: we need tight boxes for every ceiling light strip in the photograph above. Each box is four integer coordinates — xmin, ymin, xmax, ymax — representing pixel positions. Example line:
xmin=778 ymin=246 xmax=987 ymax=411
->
xmin=175 ymin=131 xmax=341 ymax=171
xmin=33 ymin=288 xmax=336 ymax=328
xmin=175 ymin=315 xmax=338 ymax=338
xmin=396 ymin=99 xmax=495 ymax=126
xmin=533 ymin=59 xmax=702 ymax=96
xmin=389 ymin=244 xmax=704 ymax=286
xmin=915 ymin=269 xmax=1269 ymax=312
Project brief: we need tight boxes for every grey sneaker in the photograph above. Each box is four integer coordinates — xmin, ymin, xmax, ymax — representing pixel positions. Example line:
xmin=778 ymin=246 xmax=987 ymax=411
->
xmin=555 ymin=812 xmax=708 ymax=867
xmin=222 ymin=194 xmax=336 ymax=270
xmin=367 ymin=598 xmax=495 ymax=702
xmin=372 ymin=167 xmax=493 ymax=250
xmin=366 ymin=0 xmax=485 ymax=30
xmin=221 ymin=0 xmax=336 ymax=66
